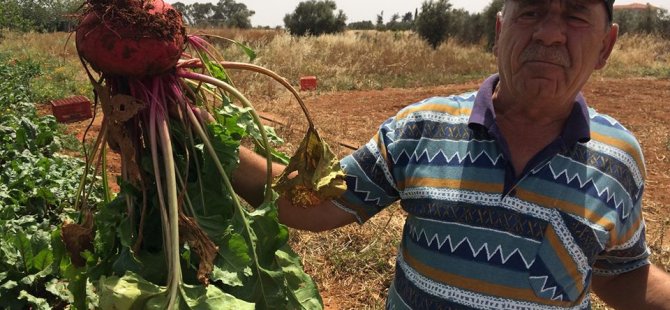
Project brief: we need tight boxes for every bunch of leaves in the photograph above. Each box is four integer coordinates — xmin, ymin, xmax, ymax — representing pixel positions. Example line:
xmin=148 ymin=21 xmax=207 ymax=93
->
xmin=66 ymin=97 xmax=321 ymax=309
xmin=64 ymin=38 xmax=324 ymax=308
xmin=0 ymin=57 xmax=103 ymax=309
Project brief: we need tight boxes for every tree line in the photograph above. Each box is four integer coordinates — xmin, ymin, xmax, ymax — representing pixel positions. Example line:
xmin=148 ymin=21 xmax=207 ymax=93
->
xmin=1 ymin=0 xmax=669 ymax=48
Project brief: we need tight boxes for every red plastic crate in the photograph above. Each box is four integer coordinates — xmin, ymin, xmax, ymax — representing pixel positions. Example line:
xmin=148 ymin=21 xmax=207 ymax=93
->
xmin=51 ymin=96 xmax=92 ymax=123
xmin=300 ymin=76 xmax=317 ymax=91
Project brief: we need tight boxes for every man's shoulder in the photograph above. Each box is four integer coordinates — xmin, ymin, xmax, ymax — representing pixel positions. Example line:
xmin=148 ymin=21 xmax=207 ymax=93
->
xmin=586 ymin=107 xmax=645 ymax=170
xmin=587 ymin=107 xmax=639 ymax=144
xmin=394 ymin=92 xmax=478 ymax=121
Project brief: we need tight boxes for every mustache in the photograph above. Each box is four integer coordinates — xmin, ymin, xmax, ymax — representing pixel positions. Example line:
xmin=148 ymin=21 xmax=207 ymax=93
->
xmin=519 ymin=44 xmax=571 ymax=67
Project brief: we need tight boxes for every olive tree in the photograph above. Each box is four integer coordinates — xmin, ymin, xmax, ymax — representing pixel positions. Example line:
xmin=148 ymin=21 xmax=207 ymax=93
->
xmin=415 ymin=0 xmax=453 ymax=49
xmin=284 ymin=0 xmax=347 ymax=36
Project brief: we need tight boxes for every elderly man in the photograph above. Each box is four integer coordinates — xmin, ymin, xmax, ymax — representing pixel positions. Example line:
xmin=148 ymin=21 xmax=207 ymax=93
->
xmin=233 ymin=0 xmax=670 ymax=308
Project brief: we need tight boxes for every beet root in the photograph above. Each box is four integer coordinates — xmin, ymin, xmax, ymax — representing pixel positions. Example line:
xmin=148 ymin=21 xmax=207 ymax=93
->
xmin=76 ymin=0 xmax=186 ymax=77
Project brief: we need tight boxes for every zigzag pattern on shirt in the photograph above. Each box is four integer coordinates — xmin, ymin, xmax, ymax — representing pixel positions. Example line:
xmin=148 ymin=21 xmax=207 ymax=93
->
xmin=409 ymin=226 xmax=536 ymax=270
xmin=569 ymin=143 xmax=642 ymax=195
xmin=392 ymin=147 xmax=504 ymax=168
xmin=396 ymin=251 xmax=593 ymax=310
xmin=396 ymin=121 xmax=474 ymax=141
xmin=345 ymin=174 xmax=385 ymax=207
xmin=529 ymin=276 xmax=565 ymax=301
xmin=535 ymin=163 xmax=632 ymax=220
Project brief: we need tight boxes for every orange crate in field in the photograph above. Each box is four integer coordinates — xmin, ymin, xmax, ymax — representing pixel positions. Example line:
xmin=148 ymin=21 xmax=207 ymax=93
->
xmin=51 ymin=96 xmax=93 ymax=123
xmin=300 ymin=76 xmax=317 ymax=91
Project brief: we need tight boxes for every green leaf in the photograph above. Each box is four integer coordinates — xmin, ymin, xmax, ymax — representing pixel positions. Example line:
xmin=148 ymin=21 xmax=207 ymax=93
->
xmin=0 ymin=280 xmax=18 ymax=290
xmin=246 ymin=203 xmax=289 ymax=265
xmin=276 ymin=246 xmax=323 ymax=310
xmin=198 ymin=216 xmax=251 ymax=287
xmin=65 ymin=265 xmax=88 ymax=310
xmin=112 ymin=248 xmax=144 ymax=278
xmin=45 ymin=279 xmax=73 ymax=304
xmin=118 ymin=216 xmax=135 ymax=248
xmin=179 ymin=283 xmax=255 ymax=309
xmin=17 ymin=290 xmax=50 ymax=310
xmin=32 ymin=248 xmax=53 ymax=271
xmin=98 ymin=271 xmax=256 ymax=310
xmin=13 ymin=230 xmax=33 ymax=272
xmin=98 ymin=271 xmax=164 ymax=310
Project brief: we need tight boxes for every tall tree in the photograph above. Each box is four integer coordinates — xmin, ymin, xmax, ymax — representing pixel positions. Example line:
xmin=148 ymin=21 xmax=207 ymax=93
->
xmin=482 ymin=0 xmax=504 ymax=50
xmin=283 ymin=0 xmax=347 ymax=36
xmin=0 ymin=0 xmax=34 ymax=31
xmin=212 ymin=0 xmax=254 ymax=28
xmin=171 ymin=2 xmax=194 ymax=25
xmin=190 ymin=2 xmax=215 ymax=26
xmin=415 ymin=0 xmax=453 ymax=49
xmin=376 ymin=11 xmax=385 ymax=30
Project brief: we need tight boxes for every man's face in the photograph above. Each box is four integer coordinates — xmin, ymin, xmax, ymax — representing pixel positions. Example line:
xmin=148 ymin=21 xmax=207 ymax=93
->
xmin=494 ymin=0 xmax=618 ymax=101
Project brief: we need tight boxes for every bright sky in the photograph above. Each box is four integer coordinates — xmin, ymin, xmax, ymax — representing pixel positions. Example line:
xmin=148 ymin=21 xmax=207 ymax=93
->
xmin=167 ymin=0 xmax=670 ymax=27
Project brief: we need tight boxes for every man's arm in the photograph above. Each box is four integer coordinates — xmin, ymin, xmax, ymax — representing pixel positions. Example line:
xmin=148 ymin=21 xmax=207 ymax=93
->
xmin=232 ymin=147 xmax=357 ymax=232
xmin=592 ymin=264 xmax=670 ymax=309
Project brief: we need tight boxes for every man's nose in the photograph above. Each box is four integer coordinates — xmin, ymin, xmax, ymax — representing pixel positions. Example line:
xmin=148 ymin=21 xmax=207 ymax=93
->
xmin=532 ymin=12 xmax=568 ymax=46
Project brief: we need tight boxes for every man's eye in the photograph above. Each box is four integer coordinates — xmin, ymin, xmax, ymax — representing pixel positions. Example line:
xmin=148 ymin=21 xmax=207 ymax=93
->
xmin=568 ymin=15 xmax=591 ymax=26
xmin=521 ymin=10 xmax=539 ymax=17
xmin=516 ymin=10 xmax=540 ymax=21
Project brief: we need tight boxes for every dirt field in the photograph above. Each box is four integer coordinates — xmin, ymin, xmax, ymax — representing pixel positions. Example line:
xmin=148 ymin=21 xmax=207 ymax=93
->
xmin=60 ymin=77 xmax=670 ymax=308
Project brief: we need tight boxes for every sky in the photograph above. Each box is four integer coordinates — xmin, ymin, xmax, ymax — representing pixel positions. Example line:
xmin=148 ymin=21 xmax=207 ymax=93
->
xmin=168 ymin=0 xmax=670 ymax=27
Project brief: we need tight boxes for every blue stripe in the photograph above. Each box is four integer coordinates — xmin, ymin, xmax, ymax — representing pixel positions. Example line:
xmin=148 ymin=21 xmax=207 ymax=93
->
xmin=402 ymin=199 xmax=549 ymax=241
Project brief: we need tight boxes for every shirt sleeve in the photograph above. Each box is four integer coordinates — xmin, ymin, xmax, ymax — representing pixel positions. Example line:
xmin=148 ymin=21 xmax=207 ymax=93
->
xmin=592 ymin=221 xmax=650 ymax=276
xmin=593 ymin=135 xmax=651 ymax=276
xmin=333 ymin=117 xmax=401 ymax=224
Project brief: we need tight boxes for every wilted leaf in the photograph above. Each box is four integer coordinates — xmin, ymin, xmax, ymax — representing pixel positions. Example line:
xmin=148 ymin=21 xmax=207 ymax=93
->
xmin=274 ymin=127 xmax=346 ymax=208
xmin=179 ymin=213 xmax=219 ymax=286
xmin=61 ymin=211 xmax=95 ymax=268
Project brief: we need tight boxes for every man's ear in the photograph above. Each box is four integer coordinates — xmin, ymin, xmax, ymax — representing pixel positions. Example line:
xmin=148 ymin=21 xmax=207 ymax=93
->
xmin=595 ymin=23 xmax=619 ymax=70
xmin=493 ymin=12 xmax=503 ymax=56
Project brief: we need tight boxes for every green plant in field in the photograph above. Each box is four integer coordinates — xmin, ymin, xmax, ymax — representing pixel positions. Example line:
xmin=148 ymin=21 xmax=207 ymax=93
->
xmin=0 ymin=59 xmax=103 ymax=309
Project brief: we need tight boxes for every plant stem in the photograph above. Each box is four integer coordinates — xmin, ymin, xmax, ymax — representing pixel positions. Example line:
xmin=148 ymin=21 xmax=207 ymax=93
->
xmin=157 ymin=111 xmax=182 ymax=308
xmin=178 ymin=70 xmax=274 ymax=204
xmin=184 ymin=105 xmax=271 ymax=300
xmin=219 ymin=61 xmax=316 ymax=129
xmin=74 ymin=118 xmax=108 ymax=211
xmin=149 ymin=102 xmax=174 ymax=293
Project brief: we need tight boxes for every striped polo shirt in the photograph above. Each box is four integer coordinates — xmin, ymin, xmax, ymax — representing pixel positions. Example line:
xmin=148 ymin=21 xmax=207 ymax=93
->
xmin=333 ymin=74 xmax=650 ymax=309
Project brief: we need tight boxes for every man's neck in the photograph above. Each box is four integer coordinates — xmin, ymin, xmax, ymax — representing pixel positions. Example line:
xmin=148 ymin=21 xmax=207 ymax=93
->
xmin=492 ymin=83 xmax=577 ymax=126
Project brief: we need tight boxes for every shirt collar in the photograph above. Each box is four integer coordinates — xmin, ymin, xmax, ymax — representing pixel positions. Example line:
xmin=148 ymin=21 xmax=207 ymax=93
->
xmin=468 ymin=74 xmax=591 ymax=146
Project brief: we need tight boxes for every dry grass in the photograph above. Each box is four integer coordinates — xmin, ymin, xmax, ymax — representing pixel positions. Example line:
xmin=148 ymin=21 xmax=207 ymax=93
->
xmin=0 ymin=31 xmax=91 ymax=102
xmin=2 ymin=29 xmax=667 ymax=101
xmin=599 ymin=33 xmax=670 ymax=78
xmin=186 ymin=29 xmax=496 ymax=100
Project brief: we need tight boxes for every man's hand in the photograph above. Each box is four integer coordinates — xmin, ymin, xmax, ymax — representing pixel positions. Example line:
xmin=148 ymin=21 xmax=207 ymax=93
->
xmin=592 ymin=264 xmax=670 ymax=309
xmin=233 ymin=147 xmax=357 ymax=232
